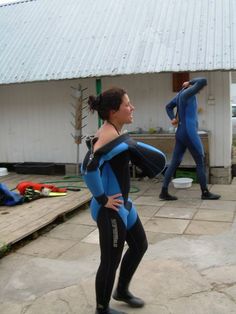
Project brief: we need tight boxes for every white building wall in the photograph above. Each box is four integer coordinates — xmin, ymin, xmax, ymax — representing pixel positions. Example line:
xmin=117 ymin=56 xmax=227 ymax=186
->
xmin=0 ymin=79 xmax=96 ymax=163
xmin=102 ymin=74 xmax=171 ymax=134
xmin=231 ymin=71 xmax=236 ymax=84
xmin=0 ymin=71 xmax=232 ymax=169
xmin=205 ymin=72 xmax=231 ymax=167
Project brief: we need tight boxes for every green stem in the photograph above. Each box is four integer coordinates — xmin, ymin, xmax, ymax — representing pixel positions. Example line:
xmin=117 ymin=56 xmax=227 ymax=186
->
xmin=96 ymin=78 xmax=103 ymax=128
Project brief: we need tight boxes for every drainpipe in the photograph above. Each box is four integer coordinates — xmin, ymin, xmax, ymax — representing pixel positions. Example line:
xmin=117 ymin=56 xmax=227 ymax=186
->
xmin=96 ymin=78 xmax=103 ymax=127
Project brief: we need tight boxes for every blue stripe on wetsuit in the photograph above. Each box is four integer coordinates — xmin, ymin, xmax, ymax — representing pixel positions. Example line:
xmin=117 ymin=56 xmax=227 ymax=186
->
xmin=82 ymin=133 xmax=166 ymax=229
xmin=82 ymin=137 xmax=137 ymax=229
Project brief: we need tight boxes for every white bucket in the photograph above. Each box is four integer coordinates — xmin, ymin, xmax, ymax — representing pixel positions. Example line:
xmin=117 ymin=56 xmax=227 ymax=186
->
xmin=0 ymin=168 xmax=8 ymax=176
xmin=172 ymin=177 xmax=193 ymax=189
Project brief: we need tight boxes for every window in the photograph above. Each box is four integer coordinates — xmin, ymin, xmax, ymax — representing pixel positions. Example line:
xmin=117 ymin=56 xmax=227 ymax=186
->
xmin=172 ymin=73 xmax=190 ymax=92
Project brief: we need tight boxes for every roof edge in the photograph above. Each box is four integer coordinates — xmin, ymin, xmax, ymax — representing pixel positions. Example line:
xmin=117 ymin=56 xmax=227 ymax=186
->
xmin=0 ymin=0 xmax=36 ymax=8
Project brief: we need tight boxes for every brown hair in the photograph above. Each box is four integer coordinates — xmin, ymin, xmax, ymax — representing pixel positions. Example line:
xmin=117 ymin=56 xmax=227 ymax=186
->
xmin=88 ymin=87 xmax=126 ymax=120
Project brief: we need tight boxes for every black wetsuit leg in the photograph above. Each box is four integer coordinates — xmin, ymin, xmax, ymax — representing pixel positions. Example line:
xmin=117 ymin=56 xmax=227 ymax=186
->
xmin=163 ymin=135 xmax=207 ymax=191
xmin=163 ymin=139 xmax=187 ymax=188
xmin=117 ymin=216 xmax=148 ymax=286
xmin=96 ymin=207 xmax=127 ymax=310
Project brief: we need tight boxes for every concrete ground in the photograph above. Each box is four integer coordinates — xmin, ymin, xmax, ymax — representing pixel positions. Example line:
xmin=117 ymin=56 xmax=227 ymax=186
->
xmin=1 ymin=178 xmax=236 ymax=314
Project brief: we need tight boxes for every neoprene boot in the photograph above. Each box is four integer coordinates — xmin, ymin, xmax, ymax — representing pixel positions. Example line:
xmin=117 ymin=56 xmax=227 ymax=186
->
xmin=95 ymin=307 xmax=127 ymax=314
xmin=113 ymin=282 xmax=145 ymax=308
xmin=201 ymin=189 xmax=221 ymax=200
xmin=159 ymin=187 xmax=177 ymax=201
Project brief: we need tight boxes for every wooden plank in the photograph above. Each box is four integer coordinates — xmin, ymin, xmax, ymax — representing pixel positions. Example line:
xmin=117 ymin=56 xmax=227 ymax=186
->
xmin=0 ymin=173 xmax=91 ymax=251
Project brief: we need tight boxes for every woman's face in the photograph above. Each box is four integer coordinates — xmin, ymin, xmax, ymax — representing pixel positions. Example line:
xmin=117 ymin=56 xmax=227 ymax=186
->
xmin=113 ymin=94 xmax=134 ymax=124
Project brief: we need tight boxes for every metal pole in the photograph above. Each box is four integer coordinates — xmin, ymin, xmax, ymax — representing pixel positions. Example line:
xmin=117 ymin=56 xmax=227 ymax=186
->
xmin=96 ymin=78 xmax=103 ymax=127
xmin=76 ymin=143 xmax=79 ymax=176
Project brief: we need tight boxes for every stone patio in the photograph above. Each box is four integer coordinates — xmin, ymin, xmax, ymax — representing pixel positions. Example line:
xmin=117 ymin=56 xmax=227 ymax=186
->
xmin=0 ymin=174 xmax=236 ymax=313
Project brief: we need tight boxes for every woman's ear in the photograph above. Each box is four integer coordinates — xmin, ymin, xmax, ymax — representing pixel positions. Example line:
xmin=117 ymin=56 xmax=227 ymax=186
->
xmin=109 ymin=110 xmax=116 ymax=119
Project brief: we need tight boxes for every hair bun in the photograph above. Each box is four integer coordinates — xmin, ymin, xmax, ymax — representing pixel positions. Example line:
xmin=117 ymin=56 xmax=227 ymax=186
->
xmin=88 ymin=95 xmax=101 ymax=112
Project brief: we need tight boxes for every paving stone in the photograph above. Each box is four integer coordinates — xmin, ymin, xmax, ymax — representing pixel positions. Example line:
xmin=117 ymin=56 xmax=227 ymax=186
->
xmin=156 ymin=207 xmax=197 ymax=219
xmin=144 ymin=217 xmax=190 ymax=234
xmin=145 ymin=231 xmax=179 ymax=244
xmin=136 ymin=204 xmax=161 ymax=217
xmin=210 ymin=185 xmax=236 ymax=200
xmin=139 ymin=216 xmax=150 ymax=225
xmin=65 ymin=208 xmax=96 ymax=226
xmin=163 ymin=198 xmax=202 ymax=208
xmin=194 ymin=209 xmax=235 ymax=222
xmin=201 ymin=265 xmax=236 ymax=284
xmin=200 ymin=200 xmax=236 ymax=210
xmin=221 ymin=285 xmax=236 ymax=302
xmin=44 ymin=222 xmax=96 ymax=241
xmin=185 ymin=221 xmax=232 ymax=235
xmin=111 ymin=303 xmax=170 ymax=314
xmin=148 ymin=231 xmax=236 ymax=270
xmin=0 ymin=302 xmax=24 ymax=314
xmin=134 ymin=196 xmax=166 ymax=206
xmin=0 ymin=256 xmax=97 ymax=303
xmin=134 ymin=259 xmax=211 ymax=303
xmin=143 ymin=187 xmax=161 ymax=196
xmin=16 ymin=237 xmax=77 ymax=259
xmin=174 ymin=188 xmax=202 ymax=199
xmin=17 ymin=282 xmax=95 ymax=314
xmin=58 ymin=242 xmax=99 ymax=260
xmin=82 ymin=228 xmax=99 ymax=244
xmin=166 ymin=291 xmax=236 ymax=314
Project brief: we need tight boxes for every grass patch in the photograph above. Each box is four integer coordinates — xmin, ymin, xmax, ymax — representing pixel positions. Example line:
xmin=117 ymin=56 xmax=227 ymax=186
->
xmin=0 ymin=243 xmax=11 ymax=258
xmin=175 ymin=168 xmax=198 ymax=183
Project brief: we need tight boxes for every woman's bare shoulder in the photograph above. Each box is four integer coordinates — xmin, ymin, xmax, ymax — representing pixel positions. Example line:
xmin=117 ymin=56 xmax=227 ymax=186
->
xmin=94 ymin=125 xmax=119 ymax=152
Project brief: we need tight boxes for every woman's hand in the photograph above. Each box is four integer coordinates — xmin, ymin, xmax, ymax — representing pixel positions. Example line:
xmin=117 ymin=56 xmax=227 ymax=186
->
xmin=182 ymin=81 xmax=190 ymax=89
xmin=105 ymin=193 xmax=123 ymax=211
xmin=171 ymin=118 xmax=178 ymax=126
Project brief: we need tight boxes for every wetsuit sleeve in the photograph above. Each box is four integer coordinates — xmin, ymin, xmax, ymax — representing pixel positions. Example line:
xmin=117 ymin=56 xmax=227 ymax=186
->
xmin=81 ymin=154 xmax=108 ymax=206
xmin=166 ymin=96 xmax=178 ymax=120
xmin=181 ymin=77 xmax=207 ymax=100
xmin=129 ymin=140 xmax=166 ymax=178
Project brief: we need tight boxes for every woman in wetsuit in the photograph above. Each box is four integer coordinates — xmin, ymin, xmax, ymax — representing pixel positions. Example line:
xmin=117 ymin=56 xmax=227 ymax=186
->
xmin=159 ymin=77 xmax=220 ymax=201
xmin=81 ymin=87 xmax=166 ymax=314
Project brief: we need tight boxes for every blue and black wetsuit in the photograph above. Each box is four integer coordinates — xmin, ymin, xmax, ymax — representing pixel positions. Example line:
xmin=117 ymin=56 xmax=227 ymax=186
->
xmin=163 ymin=77 xmax=207 ymax=190
xmin=82 ymin=133 xmax=166 ymax=310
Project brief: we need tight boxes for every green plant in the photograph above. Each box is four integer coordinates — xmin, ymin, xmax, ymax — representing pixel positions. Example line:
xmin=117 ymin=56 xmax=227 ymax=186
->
xmin=0 ymin=243 xmax=11 ymax=258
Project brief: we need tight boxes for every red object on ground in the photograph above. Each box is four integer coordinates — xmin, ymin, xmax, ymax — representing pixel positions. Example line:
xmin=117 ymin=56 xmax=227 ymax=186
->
xmin=16 ymin=181 xmax=67 ymax=195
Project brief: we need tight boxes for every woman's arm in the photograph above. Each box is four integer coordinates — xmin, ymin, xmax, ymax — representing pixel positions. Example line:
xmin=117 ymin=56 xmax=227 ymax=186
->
xmin=166 ymin=96 xmax=178 ymax=120
xmin=129 ymin=140 xmax=166 ymax=178
xmin=82 ymin=128 xmax=123 ymax=211
xmin=181 ymin=78 xmax=207 ymax=100
xmin=82 ymin=154 xmax=123 ymax=211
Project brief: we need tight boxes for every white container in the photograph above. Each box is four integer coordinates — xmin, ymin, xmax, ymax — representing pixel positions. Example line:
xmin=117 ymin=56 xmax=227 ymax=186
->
xmin=0 ymin=168 xmax=8 ymax=176
xmin=172 ymin=177 xmax=193 ymax=189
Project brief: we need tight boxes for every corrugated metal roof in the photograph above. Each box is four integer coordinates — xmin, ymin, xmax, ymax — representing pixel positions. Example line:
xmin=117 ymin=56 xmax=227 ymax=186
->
xmin=0 ymin=0 xmax=236 ymax=84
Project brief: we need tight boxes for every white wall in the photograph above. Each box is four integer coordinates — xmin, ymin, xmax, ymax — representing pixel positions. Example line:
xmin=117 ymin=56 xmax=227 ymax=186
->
xmin=231 ymin=84 xmax=236 ymax=103
xmin=0 ymin=71 xmax=232 ymax=168
xmin=102 ymin=73 xmax=171 ymax=133
xmin=231 ymin=71 xmax=236 ymax=84
xmin=0 ymin=79 xmax=96 ymax=163
xmin=205 ymin=72 xmax=231 ymax=167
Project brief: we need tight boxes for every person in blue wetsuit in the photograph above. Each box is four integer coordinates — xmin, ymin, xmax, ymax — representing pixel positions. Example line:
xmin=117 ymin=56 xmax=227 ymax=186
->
xmin=81 ymin=87 xmax=166 ymax=314
xmin=159 ymin=77 xmax=220 ymax=201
